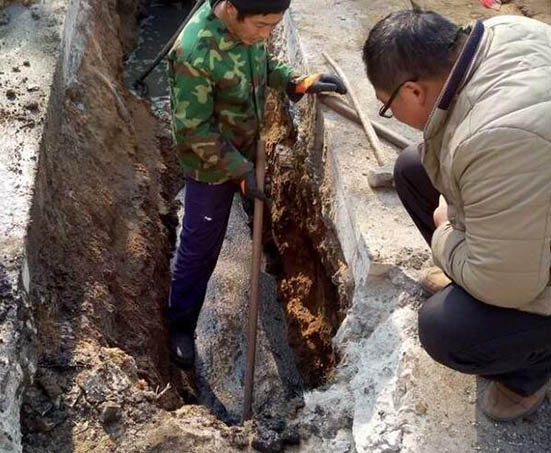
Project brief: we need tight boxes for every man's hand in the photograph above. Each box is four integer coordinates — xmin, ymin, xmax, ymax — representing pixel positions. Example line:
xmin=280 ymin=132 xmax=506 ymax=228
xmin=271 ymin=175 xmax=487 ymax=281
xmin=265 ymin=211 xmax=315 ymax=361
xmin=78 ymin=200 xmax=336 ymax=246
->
xmin=238 ymin=170 xmax=269 ymax=203
xmin=286 ymin=73 xmax=347 ymax=102
xmin=296 ymin=73 xmax=347 ymax=95
xmin=433 ymin=195 xmax=449 ymax=227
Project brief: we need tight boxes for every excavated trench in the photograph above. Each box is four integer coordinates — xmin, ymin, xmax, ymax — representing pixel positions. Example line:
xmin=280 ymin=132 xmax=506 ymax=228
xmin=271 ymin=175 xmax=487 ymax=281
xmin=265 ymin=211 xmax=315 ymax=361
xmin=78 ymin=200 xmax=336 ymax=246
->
xmin=5 ymin=1 xmax=551 ymax=452
xmin=14 ymin=0 xmax=350 ymax=451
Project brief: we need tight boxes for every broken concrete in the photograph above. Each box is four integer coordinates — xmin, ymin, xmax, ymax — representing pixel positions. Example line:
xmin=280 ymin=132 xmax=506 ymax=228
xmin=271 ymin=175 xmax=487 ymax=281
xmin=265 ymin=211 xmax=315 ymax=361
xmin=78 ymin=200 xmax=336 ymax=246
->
xmin=283 ymin=0 xmax=551 ymax=452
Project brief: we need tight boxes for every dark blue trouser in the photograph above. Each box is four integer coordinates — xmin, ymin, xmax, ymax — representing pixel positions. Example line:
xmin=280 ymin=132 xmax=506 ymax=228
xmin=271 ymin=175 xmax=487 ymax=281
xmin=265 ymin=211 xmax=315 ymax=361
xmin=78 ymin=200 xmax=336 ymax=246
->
xmin=167 ymin=178 xmax=236 ymax=332
xmin=395 ymin=146 xmax=551 ymax=395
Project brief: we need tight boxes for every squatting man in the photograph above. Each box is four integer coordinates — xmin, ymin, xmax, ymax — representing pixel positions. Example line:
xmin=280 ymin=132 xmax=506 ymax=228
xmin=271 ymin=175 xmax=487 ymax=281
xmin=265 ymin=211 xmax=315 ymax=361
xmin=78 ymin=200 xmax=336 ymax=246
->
xmin=165 ymin=0 xmax=347 ymax=369
xmin=364 ymin=10 xmax=551 ymax=421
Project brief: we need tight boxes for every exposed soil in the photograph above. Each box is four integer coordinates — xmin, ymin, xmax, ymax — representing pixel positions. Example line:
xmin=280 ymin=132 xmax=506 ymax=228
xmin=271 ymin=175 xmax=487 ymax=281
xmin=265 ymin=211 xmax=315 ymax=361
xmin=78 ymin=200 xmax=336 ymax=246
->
xmin=19 ymin=0 xmax=202 ymax=450
xmin=263 ymin=92 xmax=352 ymax=388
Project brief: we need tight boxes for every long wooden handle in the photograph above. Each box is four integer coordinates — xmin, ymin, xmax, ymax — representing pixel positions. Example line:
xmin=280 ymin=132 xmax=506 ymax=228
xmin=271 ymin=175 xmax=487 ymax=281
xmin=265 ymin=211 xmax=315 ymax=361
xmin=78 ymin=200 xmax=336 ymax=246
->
xmin=319 ymin=94 xmax=413 ymax=150
xmin=322 ymin=52 xmax=387 ymax=166
xmin=242 ymin=140 xmax=266 ymax=422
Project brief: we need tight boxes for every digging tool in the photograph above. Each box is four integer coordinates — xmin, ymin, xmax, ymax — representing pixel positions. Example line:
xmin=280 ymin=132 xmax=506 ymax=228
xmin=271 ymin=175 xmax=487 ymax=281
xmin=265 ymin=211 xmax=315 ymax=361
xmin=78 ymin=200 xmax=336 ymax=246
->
xmin=132 ymin=0 xmax=207 ymax=96
xmin=322 ymin=51 xmax=387 ymax=167
xmin=319 ymin=94 xmax=413 ymax=150
xmin=322 ymin=52 xmax=400 ymax=189
xmin=242 ymin=140 xmax=267 ymax=422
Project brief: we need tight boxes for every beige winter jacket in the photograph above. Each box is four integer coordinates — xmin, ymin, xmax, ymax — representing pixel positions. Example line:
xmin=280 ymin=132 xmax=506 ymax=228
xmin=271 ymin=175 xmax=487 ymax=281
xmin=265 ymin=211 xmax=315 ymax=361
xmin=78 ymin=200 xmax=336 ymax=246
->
xmin=423 ymin=16 xmax=551 ymax=315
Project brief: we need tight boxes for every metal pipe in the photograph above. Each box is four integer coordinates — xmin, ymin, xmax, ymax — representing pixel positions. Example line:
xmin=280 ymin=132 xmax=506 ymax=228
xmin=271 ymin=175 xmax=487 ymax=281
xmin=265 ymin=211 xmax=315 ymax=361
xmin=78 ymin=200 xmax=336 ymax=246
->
xmin=242 ymin=140 xmax=266 ymax=422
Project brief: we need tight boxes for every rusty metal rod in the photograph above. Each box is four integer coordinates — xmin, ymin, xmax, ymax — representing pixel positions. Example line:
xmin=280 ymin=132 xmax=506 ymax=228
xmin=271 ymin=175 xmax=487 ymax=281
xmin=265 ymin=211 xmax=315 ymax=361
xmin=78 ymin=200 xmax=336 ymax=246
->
xmin=319 ymin=94 xmax=413 ymax=150
xmin=242 ymin=140 xmax=266 ymax=422
xmin=322 ymin=51 xmax=387 ymax=166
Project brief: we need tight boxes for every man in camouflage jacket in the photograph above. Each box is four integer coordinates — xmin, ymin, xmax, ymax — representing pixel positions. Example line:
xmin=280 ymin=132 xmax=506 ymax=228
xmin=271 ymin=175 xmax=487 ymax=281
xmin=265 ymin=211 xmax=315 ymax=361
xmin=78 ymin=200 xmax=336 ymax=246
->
xmin=166 ymin=0 xmax=346 ymax=369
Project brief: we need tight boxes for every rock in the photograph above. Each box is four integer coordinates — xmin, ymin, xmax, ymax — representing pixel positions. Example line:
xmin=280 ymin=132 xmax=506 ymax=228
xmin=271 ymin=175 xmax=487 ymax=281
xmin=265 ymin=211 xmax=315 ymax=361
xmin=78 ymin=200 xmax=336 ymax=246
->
xmin=12 ymin=66 xmax=20 ymax=73
xmin=6 ymin=89 xmax=16 ymax=101
xmin=37 ymin=370 xmax=63 ymax=399
xmin=100 ymin=402 xmax=122 ymax=425
xmin=415 ymin=401 xmax=428 ymax=415
xmin=229 ymin=429 xmax=249 ymax=449
xmin=81 ymin=374 xmax=107 ymax=405
xmin=281 ymin=425 xmax=301 ymax=445
xmin=23 ymin=61 xmax=30 ymax=67
xmin=368 ymin=163 xmax=395 ymax=189
xmin=194 ymin=199 xmax=303 ymax=422
xmin=252 ymin=429 xmax=283 ymax=453
xmin=24 ymin=101 xmax=39 ymax=111
xmin=0 ymin=12 xmax=10 ymax=26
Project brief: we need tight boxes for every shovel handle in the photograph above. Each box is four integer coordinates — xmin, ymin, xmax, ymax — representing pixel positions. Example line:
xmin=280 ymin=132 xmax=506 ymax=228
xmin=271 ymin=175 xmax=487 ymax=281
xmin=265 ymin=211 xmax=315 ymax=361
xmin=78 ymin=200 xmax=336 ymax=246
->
xmin=242 ymin=140 xmax=266 ymax=422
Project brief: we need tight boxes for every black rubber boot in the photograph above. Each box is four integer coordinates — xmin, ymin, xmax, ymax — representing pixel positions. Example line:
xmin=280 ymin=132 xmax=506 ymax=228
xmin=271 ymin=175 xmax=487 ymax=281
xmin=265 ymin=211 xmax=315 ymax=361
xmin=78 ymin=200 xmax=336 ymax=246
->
xmin=167 ymin=305 xmax=201 ymax=370
xmin=170 ymin=328 xmax=195 ymax=370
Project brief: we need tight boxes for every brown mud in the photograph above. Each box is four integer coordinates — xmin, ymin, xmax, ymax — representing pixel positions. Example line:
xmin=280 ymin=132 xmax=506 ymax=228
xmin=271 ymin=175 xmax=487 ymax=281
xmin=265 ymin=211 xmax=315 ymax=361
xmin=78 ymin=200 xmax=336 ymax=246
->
xmin=264 ymin=92 xmax=352 ymax=387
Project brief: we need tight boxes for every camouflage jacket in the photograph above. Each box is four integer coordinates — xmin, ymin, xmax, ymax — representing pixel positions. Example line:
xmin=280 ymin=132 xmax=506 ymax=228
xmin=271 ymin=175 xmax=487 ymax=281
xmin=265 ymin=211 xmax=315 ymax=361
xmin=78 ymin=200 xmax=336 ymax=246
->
xmin=167 ymin=0 xmax=299 ymax=183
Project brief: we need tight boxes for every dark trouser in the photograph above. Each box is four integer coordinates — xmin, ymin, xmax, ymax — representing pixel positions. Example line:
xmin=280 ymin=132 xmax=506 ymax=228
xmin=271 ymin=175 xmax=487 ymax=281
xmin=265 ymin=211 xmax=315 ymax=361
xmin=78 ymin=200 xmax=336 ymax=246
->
xmin=167 ymin=178 xmax=236 ymax=332
xmin=394 ymin=146 xmax=551 ymax=395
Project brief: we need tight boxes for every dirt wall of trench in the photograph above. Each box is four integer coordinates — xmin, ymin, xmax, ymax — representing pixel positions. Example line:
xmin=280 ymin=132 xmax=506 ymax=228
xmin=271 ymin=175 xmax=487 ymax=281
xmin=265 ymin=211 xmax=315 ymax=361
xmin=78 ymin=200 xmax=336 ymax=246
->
xmin=26 ymin=0 xmax=179 ymax=386
xmin=21 ymin=0 xmax=191 ymax=450
xmin=263 ymin=22 xmax=354 ymax=386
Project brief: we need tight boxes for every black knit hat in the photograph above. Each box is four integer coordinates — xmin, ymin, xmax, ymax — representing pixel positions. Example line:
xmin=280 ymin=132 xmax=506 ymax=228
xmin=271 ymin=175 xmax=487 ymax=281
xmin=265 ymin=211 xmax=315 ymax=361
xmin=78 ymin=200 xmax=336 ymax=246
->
xmin=229 ymin=0 xmax=291 ymax=14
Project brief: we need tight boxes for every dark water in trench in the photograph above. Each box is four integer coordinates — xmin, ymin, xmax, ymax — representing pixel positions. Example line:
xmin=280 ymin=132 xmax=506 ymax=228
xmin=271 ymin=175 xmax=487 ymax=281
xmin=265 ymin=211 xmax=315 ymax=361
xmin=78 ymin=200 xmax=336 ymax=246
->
xmin=124 ymin=0 xmax=192 ymax=115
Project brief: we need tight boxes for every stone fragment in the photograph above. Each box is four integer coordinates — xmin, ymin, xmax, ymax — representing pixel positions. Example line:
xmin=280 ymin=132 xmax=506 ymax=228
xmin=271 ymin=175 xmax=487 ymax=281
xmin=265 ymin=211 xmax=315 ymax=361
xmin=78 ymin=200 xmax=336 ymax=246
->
xmin=252 ymin=429 xmax=283 ymax=453
xmin=37 ymin=370 xmax=63 ymax=399
xmin=6 ymin=89 xmax=16 ymax=101
xmin=81 ymin=374 xmax=107 ymax=405
xmin=0 ymin=12 xmax=10 ymax=26
xmin=100 ymin=402 xmax=122 ymax=425
xmin=229 ymin=429 xmax=249 ymax=449
xmin=24 ymin=100 xmax=39 ymax=111
xmin=415 ymin=401 xmax=428 ymax=415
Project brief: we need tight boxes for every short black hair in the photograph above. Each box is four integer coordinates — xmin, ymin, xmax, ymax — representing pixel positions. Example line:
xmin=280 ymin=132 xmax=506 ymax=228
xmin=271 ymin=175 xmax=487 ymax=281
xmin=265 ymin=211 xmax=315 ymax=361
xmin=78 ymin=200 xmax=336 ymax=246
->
xmin=229 ymin=0 xmax=288 ymax=22
xmin=363 ymin=9 xmax=460 ymax=93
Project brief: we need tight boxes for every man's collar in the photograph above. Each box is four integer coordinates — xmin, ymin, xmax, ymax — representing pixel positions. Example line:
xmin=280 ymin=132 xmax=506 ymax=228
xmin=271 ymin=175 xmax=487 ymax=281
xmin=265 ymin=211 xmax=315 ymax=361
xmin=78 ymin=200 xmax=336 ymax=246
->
xmin=438 ymin=20 xmax=485 ymax=110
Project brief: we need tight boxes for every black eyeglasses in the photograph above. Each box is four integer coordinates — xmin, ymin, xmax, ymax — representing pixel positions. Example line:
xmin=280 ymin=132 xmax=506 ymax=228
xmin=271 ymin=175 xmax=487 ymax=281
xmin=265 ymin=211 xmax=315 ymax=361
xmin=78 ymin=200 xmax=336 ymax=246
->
xmin=378 ymin=78 xmax=417 ymax=119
